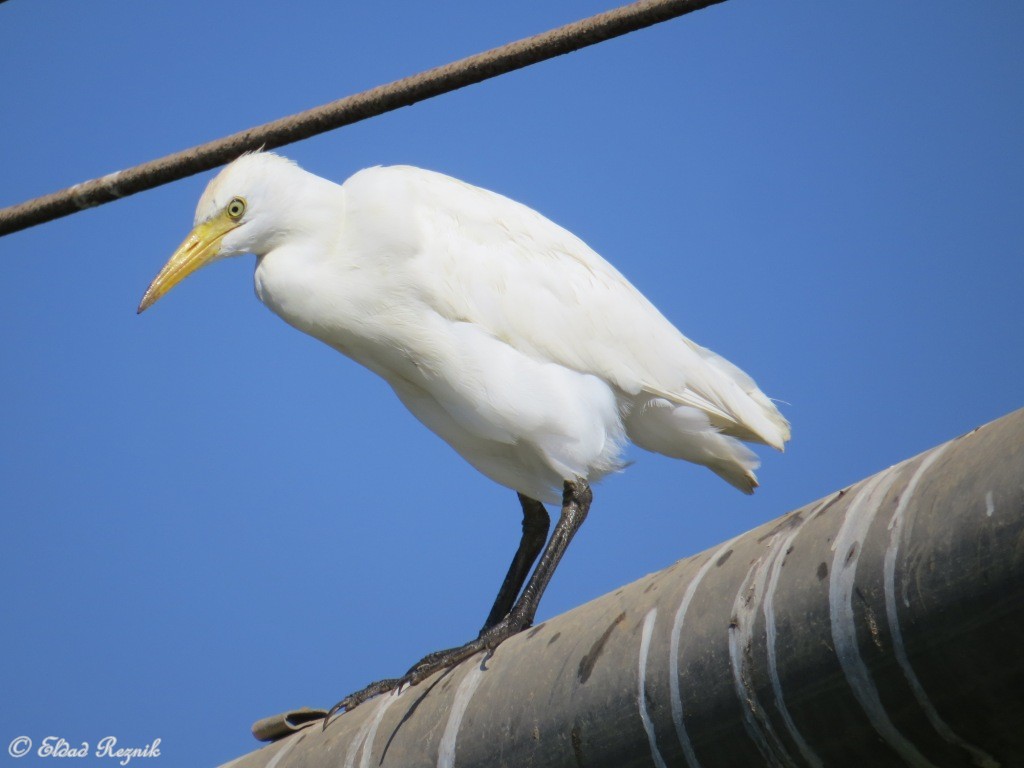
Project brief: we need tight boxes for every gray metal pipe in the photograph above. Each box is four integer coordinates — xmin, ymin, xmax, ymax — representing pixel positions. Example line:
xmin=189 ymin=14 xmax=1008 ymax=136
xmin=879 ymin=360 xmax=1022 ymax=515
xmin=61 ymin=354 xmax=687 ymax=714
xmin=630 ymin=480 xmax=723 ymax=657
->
xmin=221 ymin=407 xmax=1024 ymax=768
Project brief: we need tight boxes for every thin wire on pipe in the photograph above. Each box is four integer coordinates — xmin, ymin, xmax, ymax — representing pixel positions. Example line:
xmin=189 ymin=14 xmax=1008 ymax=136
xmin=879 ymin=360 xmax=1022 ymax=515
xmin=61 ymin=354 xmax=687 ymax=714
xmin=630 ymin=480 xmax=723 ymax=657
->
xmin=0 ymin=0 xmax=726 ymax=238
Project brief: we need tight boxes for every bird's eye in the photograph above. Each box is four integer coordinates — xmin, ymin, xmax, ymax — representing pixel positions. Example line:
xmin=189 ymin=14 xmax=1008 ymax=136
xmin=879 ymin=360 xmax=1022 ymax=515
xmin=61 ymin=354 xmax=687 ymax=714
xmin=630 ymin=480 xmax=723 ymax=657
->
xmin=226 ymin=197 xmax=247 ymax=220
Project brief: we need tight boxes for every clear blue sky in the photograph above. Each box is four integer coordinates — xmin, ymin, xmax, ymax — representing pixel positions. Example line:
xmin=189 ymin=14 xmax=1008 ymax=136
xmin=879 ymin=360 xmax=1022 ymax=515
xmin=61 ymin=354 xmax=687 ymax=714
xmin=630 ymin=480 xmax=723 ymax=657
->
xmin=1 ymin=1 xmax=1021 ymax=765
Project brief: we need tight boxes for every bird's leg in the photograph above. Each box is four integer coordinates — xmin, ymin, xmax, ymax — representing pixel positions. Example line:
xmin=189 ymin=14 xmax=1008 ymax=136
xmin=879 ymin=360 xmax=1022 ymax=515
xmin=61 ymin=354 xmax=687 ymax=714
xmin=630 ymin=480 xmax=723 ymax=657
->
xmin=326 ymin=479 xmax=591 ymax=722
xmin=480 ymin=493 xmax=550 ymax=634
xmin=401 ymin=479 xmax=591 ymax=683
xmin=490 ymin=479 xmax=591 ymax=637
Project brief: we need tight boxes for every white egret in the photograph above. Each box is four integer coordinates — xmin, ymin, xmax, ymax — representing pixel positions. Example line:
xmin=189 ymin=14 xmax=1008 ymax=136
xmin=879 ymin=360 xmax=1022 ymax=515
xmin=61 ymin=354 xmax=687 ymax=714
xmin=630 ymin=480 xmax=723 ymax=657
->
xmin=139 ymin=152 xmax=789 ymax=715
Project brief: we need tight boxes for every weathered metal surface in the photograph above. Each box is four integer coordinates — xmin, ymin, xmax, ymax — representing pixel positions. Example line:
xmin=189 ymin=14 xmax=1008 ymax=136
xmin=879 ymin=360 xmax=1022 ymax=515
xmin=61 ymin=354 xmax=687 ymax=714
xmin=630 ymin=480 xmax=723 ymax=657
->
xmin=220 ymin=408 xmax=1024 ymax=768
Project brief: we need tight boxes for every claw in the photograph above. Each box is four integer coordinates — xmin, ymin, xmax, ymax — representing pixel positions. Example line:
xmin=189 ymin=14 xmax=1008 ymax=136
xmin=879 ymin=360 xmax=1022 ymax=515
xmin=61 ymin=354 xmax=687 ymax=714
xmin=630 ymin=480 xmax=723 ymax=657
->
xmin=322 ymin=701 xmax=345 ymax=731
xmin=322 ymin=677 xmax=404 ymax=729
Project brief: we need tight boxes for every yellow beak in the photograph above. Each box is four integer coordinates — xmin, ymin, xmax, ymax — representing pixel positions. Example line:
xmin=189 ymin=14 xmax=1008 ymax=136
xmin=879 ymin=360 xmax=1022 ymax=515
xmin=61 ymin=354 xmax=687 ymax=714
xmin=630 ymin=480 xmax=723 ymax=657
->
xmin=137 ymin=210 xmax=241 ymax=314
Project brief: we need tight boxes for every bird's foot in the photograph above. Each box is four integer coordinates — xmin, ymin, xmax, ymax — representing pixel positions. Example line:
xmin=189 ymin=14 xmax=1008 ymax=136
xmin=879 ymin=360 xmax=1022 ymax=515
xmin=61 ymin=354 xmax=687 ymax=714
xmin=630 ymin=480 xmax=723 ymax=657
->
xmin=404 ymin=611 xmax=528 ymax=682
xmin=324 ymin=677 xmax=403 ymax=727
xmin=324 ymin=612 xmax=531 ymax=727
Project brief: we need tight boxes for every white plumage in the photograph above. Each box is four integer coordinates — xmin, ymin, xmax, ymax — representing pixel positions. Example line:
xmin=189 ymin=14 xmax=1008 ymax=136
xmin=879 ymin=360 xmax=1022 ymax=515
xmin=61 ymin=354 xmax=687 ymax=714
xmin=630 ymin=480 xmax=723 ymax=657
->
xmin=144 ymin=152 xmax=789 ymax=503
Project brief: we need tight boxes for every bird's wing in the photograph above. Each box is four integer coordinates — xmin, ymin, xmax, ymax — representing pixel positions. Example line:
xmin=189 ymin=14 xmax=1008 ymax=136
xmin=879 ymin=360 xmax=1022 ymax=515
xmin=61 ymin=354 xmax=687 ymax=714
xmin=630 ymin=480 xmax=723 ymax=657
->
xmin=347 ymin=166 xmax=789 ymax=449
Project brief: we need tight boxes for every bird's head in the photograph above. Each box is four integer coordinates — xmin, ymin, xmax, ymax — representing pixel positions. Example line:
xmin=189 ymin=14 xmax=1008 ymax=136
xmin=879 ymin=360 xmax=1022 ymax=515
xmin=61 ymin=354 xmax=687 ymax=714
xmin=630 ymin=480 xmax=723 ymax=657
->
xmin=137 ymin=152 xmax=309 ymax=313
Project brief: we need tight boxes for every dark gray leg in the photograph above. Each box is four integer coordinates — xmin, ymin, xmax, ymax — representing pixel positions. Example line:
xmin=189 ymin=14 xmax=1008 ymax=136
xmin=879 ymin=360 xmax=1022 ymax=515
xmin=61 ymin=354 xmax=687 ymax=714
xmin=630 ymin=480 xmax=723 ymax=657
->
xmin=481 ymin=493 xmax=550 ymax=634
xmin=325 ymin=480 xmax=592 ymax=724
xmin=496 ymin=479 xmax=591 ymax=634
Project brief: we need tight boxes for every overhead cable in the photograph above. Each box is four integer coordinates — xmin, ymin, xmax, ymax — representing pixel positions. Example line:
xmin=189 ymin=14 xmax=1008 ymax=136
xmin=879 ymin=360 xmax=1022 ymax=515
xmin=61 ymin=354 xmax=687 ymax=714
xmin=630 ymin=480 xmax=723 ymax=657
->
xmin=0 ymin=0 xmax=725 ymax=237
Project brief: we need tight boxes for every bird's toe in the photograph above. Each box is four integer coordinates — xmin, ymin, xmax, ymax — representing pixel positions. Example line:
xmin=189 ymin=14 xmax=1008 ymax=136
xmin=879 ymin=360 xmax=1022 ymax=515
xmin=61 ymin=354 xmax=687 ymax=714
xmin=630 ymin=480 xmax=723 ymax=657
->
xmin=323 ymin=677 xmax=403 ymax=728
